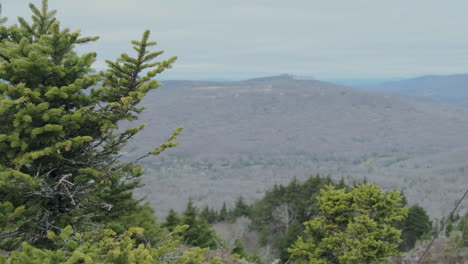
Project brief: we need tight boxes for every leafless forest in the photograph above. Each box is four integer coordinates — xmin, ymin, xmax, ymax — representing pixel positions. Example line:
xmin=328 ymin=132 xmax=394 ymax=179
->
xmin=125 ymin=75 xmax=468 ymax=219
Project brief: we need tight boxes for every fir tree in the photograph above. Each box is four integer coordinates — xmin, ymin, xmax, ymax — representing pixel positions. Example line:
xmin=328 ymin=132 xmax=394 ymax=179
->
xmin=231 ymin=196 xmax=250 ymax=218
xmin=289 ymin=184 xmax=408 ymax=264
xmin=336 ymin=177 xmax=346 ymax=189
xmin=399 ymin=204 xmax=432 ymax=251
xmin=208 ymin=208 xmax=217 ymax=223
xmin=0 ymin=0 xmax=180 ymax=249
xmin=200 ymin=205 xmax=217 ymax=224
xmin=163 ymin=209 xmax=182 ymax=232
xmin=276 ymin=219 xmax=303 ymax=262
xmin=181 ymin=200 xmax=218 ymax=249
xmin=218 ymin=202 xmax=228 ymax=221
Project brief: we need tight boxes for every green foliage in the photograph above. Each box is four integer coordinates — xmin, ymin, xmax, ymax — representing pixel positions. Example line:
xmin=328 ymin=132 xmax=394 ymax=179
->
xmin=249 ymin=175 xmax=333 ymax=261
xmin=229 ymin=238 xmax=264 ymax=264
xmin=446 ymin=218 xmax=454 ymax=238
xmin=180 ymin=200 xmax=219 ymax=249
xmin=105 ymin=203 xmax=163 ymax=244
xmin=229 ymin=196 xmax=250 ymax=219
xmin=275 ymin=219 xmax=303 ymax=260
xmin=336 ymin=177 xmax=346 ymax=189
xmin=0 ymin=0 xmax=179 ymax=249
xmin=231 ymin=238 xmax=247 ymax=258
xmin=456 ymin=212 xmax=468 ymax=248
xmin=199 ymin=206 xmax=217 ymax=224
xmin=198 ymin=175 xmax=335 ymax=262
xmin=163 ymin=209 xmax=182 ymax=232
xmin=399 ymin=204 xmax=432 ymax=251
xmin=288 ymin=184 xmax=408 ymax=264
xmin=217 ymin=203 xmax=228 ymax=222
xmin=0 ymin=225 xmax=220 ymax=264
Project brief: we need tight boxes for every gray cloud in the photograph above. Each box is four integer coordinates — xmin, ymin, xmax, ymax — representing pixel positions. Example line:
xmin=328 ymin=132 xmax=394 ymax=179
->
xmin=3 ymin=0 xmax=468 ymax=79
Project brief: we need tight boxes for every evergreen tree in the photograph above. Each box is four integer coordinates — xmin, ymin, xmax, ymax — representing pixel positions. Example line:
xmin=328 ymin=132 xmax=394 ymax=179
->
xmin=276 ymin=219 xmax=303 ymax=262
xmin=245 ymin=175 xmax=332 ymax=257
xmin=163 ymin=209 xmax=181 ymax=232
xmin=231 ymin=196 xmax=250 ymax=218
xmin=0 ymin=225 xmax=221 ymax=263
xmin=457 ymin=212 xmax=468 ymax=248
xmin=218 ymin=202 xmax=228 ymax=221
xmin=432 ymin=220 xmax=440 ymax=239
xmin=181 ymin=200 xmax=217 ymax=249
xmin=0 ymin=0 xmax=180 ymax=249
xmin=399 ymin=205 xmax=432 ymax=251
xmin=208 ymin=208 xmax=217 ymax=223
xmin=182 ymin=200 xmax=198 ymax=231
xmin=200 ymin=205 xmax=217 ymax=224
xmin=231 ymin=238 xmax=247 ymax=258
xmin=336 ymin=177 xmax=346 ymax=189
xmin=106 ymin=203 xmax=163 ymax=243
xmin=446 ymin=217 xmax=454 ymax=237
xmin=289 ymin=184 xmax=408 ymax=264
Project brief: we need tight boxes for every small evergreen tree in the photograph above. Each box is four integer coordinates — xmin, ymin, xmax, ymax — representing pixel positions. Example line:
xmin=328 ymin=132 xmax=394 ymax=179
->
xmin=200 ymin=205 xmax=217 ymax=224
xmin=208 ymin=208 xmax=218 ymax=223
xmin=231 ymin=238 xmax=248 ymax=258
xmin=247 ymin=175 xmax=332 ymax=257
xmin=336 ymin=177 xmax=346 ymax=189
xmin=446 ymin=218 xmax=454 ymax=237
xmin=218 ymin=202 xmax=228 ymax=221
xmin=181 ymin=200 xmax=217 ymax=249
xmin=289 ymin=184 xmax=408 ymax=264
xmin=276 ymin=219 xmax=303 ymax=262
xmin=399 ymin=205 xmax=432 ymax=251
xmin=230 ymin=196 xmax=250 ymax=218
xmin=457 ymin=212 xmax=468 ymax=248
xmin=432 ymin=220 xmax=440 ymax=239
xmin=163 ymin=209 xmax=181 ymax=232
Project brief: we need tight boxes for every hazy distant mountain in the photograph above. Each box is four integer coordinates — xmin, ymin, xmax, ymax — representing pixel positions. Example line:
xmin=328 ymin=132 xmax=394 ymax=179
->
xmin=355 ymin=74 xmax=468 ymax=106
xmin=127 ymin=75 xmax=468 ymax=218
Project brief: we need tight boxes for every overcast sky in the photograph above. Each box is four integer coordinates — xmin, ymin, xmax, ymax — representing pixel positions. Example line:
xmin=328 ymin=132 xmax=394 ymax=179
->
xmin=3 ymin=0 xmax=468 ymax=80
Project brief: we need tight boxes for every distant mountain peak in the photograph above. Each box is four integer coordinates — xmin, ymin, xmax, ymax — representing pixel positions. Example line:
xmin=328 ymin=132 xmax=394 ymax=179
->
xmin=246 ymin=74 xmax=295 ymax=82
xmin=353 ymin=73 xmax=468 ymax=106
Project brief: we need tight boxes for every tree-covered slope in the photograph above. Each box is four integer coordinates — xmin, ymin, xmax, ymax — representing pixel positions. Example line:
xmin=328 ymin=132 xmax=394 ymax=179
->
xmin=127 ymin=75 xmax=468 ymax=219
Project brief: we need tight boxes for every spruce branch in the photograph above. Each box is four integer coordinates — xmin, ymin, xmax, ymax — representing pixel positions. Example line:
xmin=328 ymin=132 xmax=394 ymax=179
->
xmin=135 ymin=126 xmax=183 ymax=163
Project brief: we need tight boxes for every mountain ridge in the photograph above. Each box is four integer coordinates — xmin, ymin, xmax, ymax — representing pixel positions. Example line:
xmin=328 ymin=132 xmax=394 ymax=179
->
xmin=353 ymin=73 xmax=468 ymax=106
xmin=128 ymin=76 xmax=468 ymax=218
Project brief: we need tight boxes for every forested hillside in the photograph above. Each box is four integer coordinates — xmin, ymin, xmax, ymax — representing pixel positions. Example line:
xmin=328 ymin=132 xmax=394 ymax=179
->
xmin=128 ymin=75 xmax=468 ymax=219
